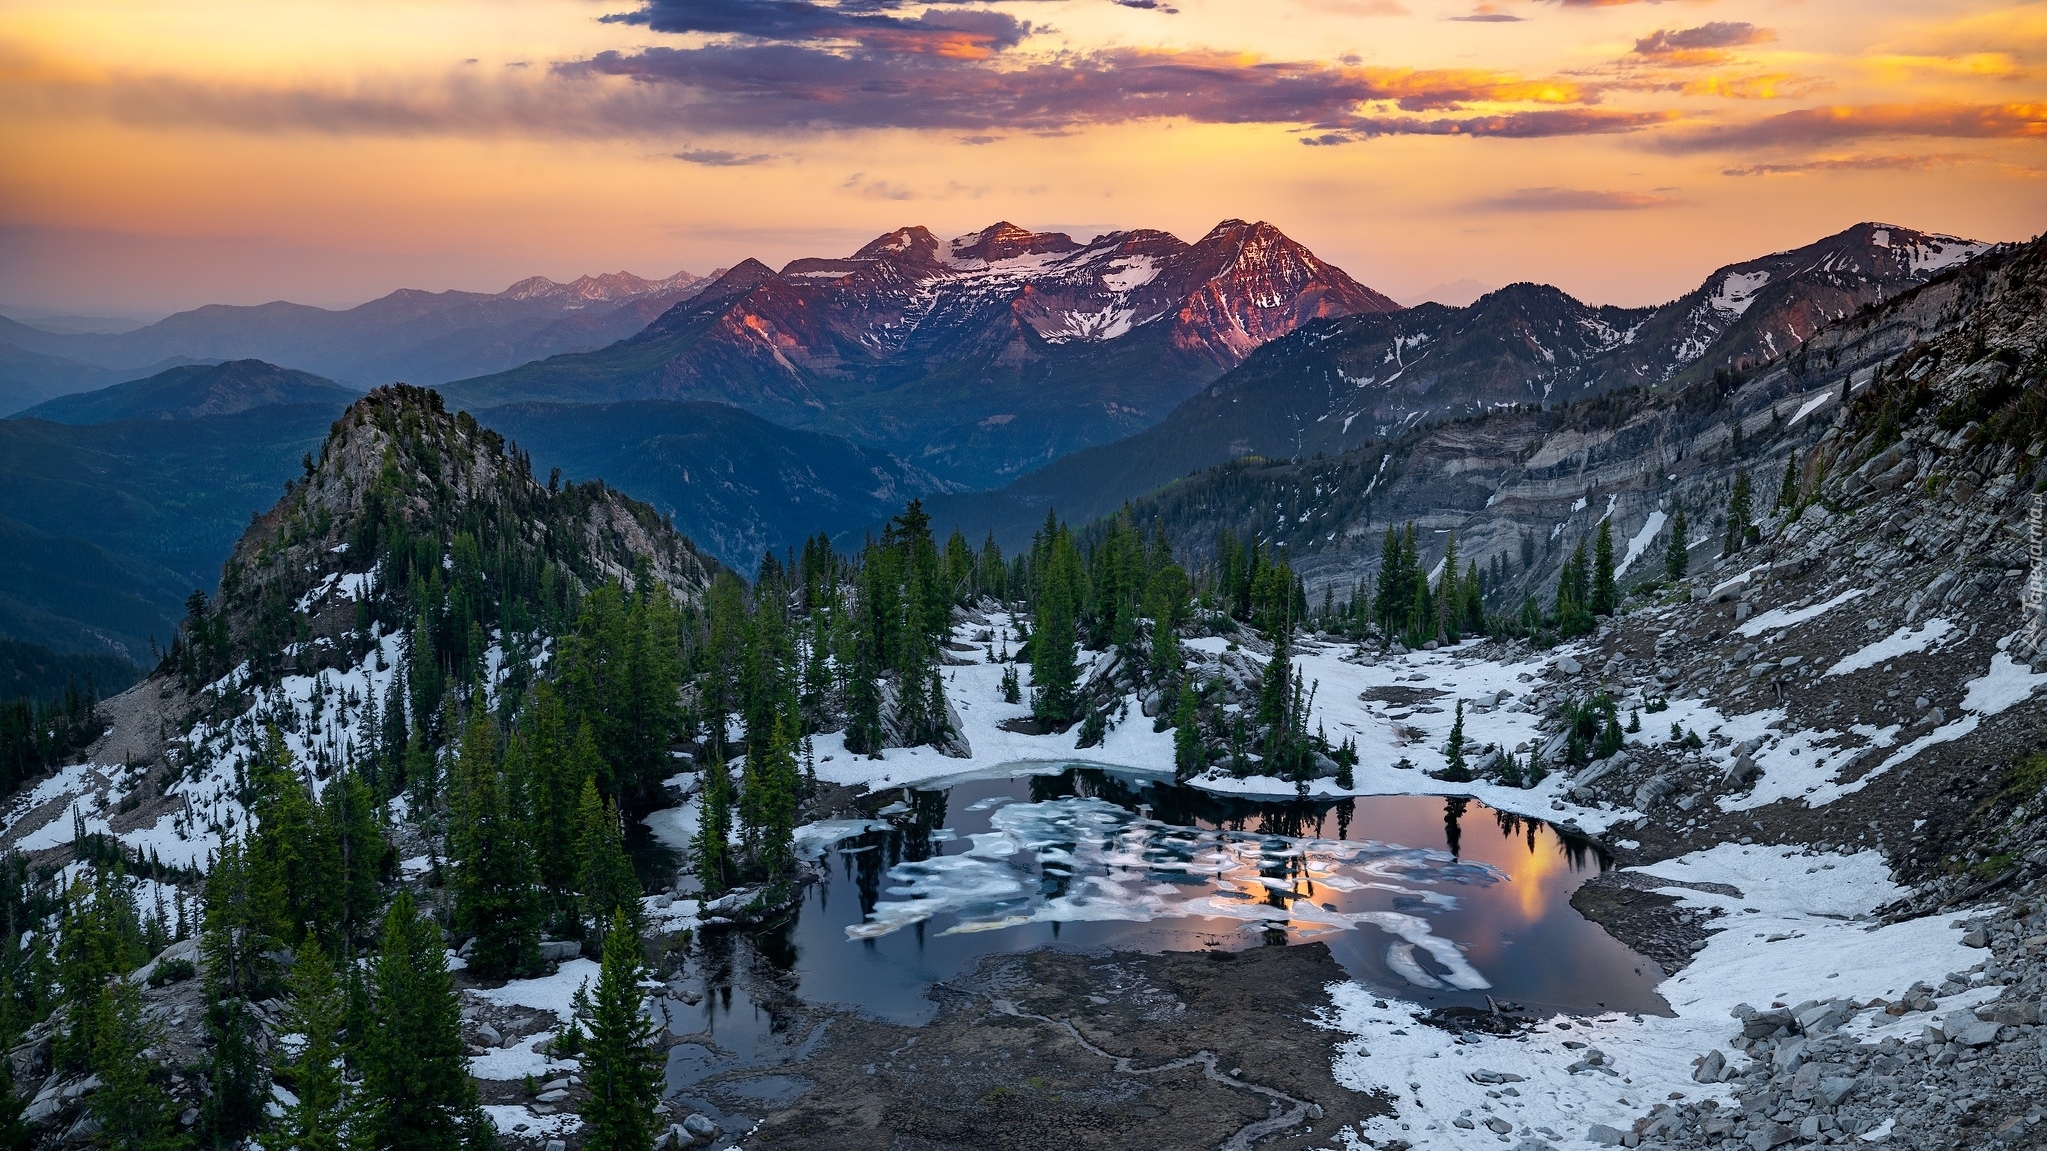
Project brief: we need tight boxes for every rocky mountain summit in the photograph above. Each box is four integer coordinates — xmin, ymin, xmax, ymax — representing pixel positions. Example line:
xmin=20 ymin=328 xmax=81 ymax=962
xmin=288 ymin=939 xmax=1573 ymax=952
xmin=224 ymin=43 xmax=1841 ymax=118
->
xmin=443 ymin=220 xmax=1397 ymax=487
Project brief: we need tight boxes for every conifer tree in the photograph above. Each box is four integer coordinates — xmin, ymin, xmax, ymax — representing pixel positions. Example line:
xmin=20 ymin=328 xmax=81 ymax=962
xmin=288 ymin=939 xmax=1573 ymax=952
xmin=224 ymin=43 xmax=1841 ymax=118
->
xmin=1724 ymin=470 xmax=1753 ymax=556
xmin=1462 ymin=561 xmax=1484 ymax=635
xmin=691 ymin=749 xmax=732 ymax=896
xmin=200 ymin=840 xmax=279 ymax=1146
xmin=575 ymin=780 xmax=641 ymax=942
xmin=88 ymin=977 xmax=185 ymax=1151
xmin=247 ymin=726 xmax=342 ymax=950
xmin=1144 ymin=562 xmax=1189 ymax=684
xmin=1554 ymin=538 xmax=1594 ymax=637
xmin=363 ymin=893 xmax=492 ymax=1151
xmin=1029 ymin=535 xmax=1082 ymax=726
xmin=739 ymin=717 xmax=799 ymax=893
xmin=1444 ymin=700 xmax=1467 ymax=775
xmin=842 ymin=630 xmax=884 ymax=757
xmin=0 ymin=1060 xmax=29 ymax=1151
xmin=514 ymin=683 xmax=586 ymax=919
xmin=1171 ymin=681 xmax=1203 ymax=783
xmin=1406 ymin=577 xmax=1432 ymax=649
xmin=276 ymin=939 xmax=353 ymax=1151
xmin=1436 ymin=531 xmax=1460 ymax=643
xmin=1777 ymin=451 xmax=1800 ymax=511
xmin=1591 ymin=518 xmax=1617 ymax=616
xmin=1664 ymin=507 xmax=1690 ymax=582
xmin=322 ymin=767 xmax=388 ymax=948
xmin=54 ymin=867 xmax=145 ymax=1072
xmin=450 ymin=704 xmax=543 ymax=979
xmin=577 ymin=911 xmax=663 ymax=1151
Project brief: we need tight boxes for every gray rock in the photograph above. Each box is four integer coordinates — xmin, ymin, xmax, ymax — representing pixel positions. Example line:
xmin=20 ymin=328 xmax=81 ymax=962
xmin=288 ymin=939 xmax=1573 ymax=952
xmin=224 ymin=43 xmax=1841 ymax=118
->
xmin=473 ymin=1022 xmax=502 ymax=1047
xmin=1585 ymin=1123 xmax=1626 ymax=1146
xmin=1485 ymin=1116 xmax=1513 ymax=1134
xmin=546 ymin=1142 xmax=566 ymax=1151
xmin=1748 ymin=1122 xmax=1798 ymax=1149
xmin=683 ymin=1113 xmax=722 ymax=1140
xmin=1951 ymin=1019 xmax=2003 ymax=1047
xmin=1790 ymin=1061 xmax=1825 ymax=1101
xmin=22 ymin=1095 xmax=62 ymax=1126
xmin=1981 ymin=998 xmax=2039 ymax=1026
xmin=1818 ymin=1075 xmax=1858 ymax=1108
xmin=1555 ymin=655 xmax=1582 ymax=675
xmin=1772 ymin=1037 xmax=1808 ymax=1073
xmin=1796 ymin=1000 xmax=1850 ymax=1033
xmin=537 ymin=939 xmax=582 ymax=962
xmin=1694 ymin=1049 xmax=1727 ymax=1084
xmin=1961 ymin=926 xmax=1990 ymax=948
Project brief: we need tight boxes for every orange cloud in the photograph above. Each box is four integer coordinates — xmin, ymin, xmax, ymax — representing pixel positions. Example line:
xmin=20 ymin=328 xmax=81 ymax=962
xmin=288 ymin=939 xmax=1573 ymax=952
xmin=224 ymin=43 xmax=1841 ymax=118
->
xmin=1682 ymin=72 xmax=1827 ymax=100
xmin=1662 ymin=101 xmax=2047 ymax=150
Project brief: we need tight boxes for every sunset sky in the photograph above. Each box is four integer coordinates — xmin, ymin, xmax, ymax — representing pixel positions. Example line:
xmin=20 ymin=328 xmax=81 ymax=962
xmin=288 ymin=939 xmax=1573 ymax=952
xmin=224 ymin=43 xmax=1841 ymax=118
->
xmin=2 ymin=0 xmax=2043 ymax=318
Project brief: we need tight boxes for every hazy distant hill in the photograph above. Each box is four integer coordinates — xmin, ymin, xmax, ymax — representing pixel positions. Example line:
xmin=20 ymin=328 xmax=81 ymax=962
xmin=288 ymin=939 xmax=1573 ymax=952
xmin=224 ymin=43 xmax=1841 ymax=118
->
xmin=479 ymin=399 xmax=955 ymax=567
xmin=0 ymin=405 xmax=338 ymax=660
xmin=15 ymin=359 xmax=358 ymax=424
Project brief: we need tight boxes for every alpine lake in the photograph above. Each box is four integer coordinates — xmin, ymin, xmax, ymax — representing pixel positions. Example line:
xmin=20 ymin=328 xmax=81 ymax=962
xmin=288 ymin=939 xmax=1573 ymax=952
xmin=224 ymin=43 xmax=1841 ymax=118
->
xmin=630 ymin=765 xmax=1664 ymax=1150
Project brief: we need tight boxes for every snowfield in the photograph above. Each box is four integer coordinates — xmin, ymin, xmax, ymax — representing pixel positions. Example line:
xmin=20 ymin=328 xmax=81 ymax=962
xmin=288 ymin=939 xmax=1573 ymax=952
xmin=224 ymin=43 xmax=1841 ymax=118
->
xmin=1323 ymin=844 xmax=1979 ymax=1149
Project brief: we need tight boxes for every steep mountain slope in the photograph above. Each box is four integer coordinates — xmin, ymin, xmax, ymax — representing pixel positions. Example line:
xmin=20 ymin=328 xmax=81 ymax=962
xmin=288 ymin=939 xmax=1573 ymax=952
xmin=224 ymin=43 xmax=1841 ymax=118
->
xmin=1106 ymin=233 xmax=2024 ymax=616
xmin=13 ymin=359 xmax=358 ymax=423
xmin=0 ymin=406 xmax=340 ymax=659
xmin=441 ymin=220 xmax=1398 ymax=486
xmin=478 ymin=399 xmax=953 ymax=567
xmin=0 ymin=268 xmax=705 ymax=388
xmin=929 ymin=222 xmax=1991 ymax=543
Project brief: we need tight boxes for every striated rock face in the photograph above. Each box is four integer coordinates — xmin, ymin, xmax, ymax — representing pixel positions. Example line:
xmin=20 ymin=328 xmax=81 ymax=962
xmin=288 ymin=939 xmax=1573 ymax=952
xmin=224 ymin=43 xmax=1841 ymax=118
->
xmin=445 ymin=220 xmax=1397 ymax=487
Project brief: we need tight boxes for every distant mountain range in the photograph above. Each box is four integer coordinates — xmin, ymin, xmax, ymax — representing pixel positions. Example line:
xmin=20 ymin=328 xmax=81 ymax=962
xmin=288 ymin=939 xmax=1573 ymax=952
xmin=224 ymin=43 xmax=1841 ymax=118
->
xmin=440 ymin=220 xmax=1398 ymax=487
xmin=917 ymin=222 xmax=1991 ymax=545
xmin=0 ymin=268 xmax=707 ymax=404
xmin=0 ymin=218 xmax=1997 ymax=660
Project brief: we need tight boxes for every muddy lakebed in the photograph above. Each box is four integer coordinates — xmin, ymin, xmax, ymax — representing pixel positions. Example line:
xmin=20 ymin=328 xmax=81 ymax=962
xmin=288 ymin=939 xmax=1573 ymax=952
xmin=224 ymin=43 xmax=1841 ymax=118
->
xmin=646 ymin=765 xmax=1667 ymax=1149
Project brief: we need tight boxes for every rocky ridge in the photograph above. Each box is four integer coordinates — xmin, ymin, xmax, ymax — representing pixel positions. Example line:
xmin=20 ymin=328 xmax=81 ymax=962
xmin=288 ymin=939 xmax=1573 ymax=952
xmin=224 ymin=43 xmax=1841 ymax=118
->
xmin=933 ymin=223 xmax=1991 ymax=540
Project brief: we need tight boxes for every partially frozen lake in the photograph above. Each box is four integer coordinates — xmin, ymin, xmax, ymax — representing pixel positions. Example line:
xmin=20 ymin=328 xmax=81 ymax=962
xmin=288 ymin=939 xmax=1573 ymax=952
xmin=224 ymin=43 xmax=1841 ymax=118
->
xmin=748 ymin=765 xmax=1664 ymax=1024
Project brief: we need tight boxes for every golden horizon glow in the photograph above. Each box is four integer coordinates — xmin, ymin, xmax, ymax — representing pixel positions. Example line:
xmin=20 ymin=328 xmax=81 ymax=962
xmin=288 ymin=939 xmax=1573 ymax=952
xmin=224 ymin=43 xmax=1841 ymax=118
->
xmin=2 ymin=0 xmax=2043 ymax=317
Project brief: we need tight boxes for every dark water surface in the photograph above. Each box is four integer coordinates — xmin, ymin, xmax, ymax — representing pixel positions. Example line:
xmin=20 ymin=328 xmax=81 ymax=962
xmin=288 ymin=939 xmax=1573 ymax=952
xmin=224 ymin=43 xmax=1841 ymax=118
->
xmin=706 ymin=766 xmax=1664 ymax=1026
